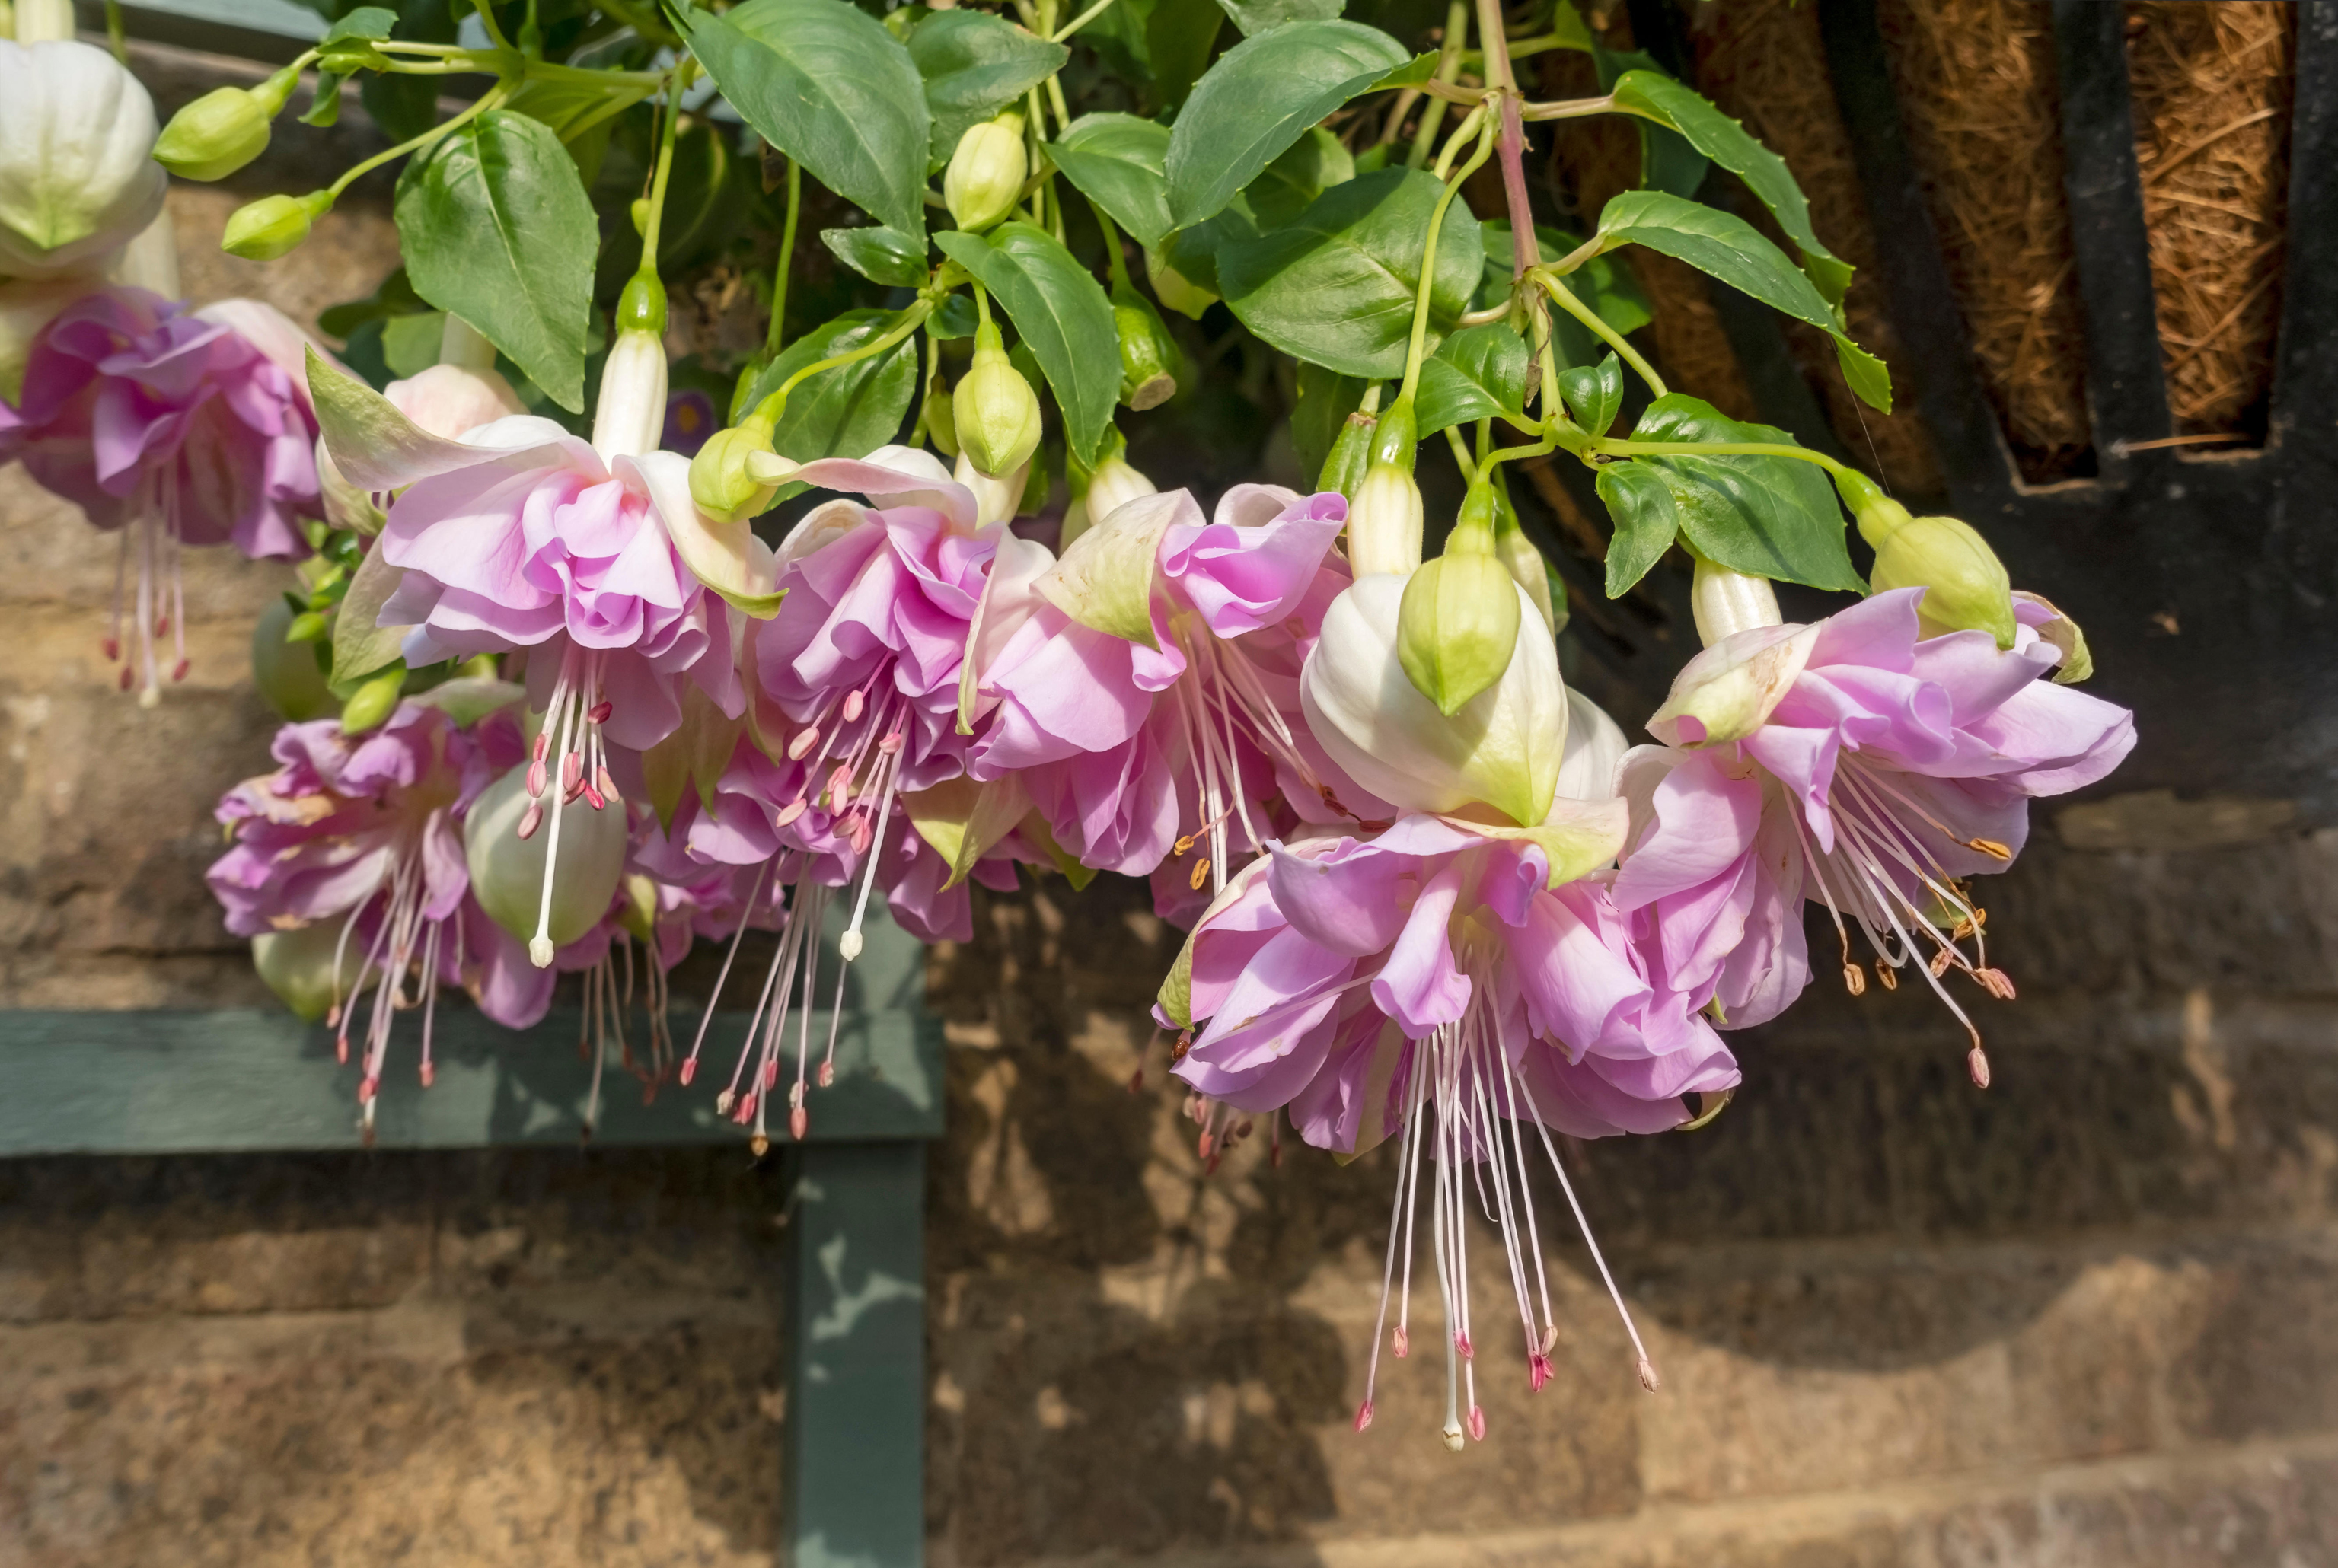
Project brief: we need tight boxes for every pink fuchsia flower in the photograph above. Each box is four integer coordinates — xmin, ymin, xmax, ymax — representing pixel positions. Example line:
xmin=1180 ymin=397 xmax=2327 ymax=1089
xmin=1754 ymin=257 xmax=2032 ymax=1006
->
xmin=1612 ymin=587 xmax=2135 ymax=1085
xmin=308 ymin=347 xmax=772 ymax=970
xmin=206 ymin=699 xmax=545 ymax=1132
xmin=0 ymin=287 xmax=324 ymax=703
xmin=668 ymin=447 xmax=1051 ymax=1141
xmin=970 ymin=483 xmax=1360 ymax=913
xmin=1165 ymin=782 xmax=1726 ymax=1448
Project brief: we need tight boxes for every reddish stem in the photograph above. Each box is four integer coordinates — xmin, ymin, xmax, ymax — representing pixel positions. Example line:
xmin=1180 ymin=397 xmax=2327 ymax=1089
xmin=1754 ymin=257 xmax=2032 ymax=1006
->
xmin=1475 ymin=0 xmax=1539 ymax=279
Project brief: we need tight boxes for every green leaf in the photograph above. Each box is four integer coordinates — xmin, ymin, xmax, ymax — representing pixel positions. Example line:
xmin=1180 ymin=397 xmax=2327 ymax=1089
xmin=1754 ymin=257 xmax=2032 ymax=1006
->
xmin=680 ymin=0 xmax=930 ymax=241
xmin=1626 ymin=394 xmax=1864 ymax=592
xmin=1048 ymin=113 xmax=1175 ymax=249
xmin=321 ymin=5 xmax=396 ymax=42
xmin=1291 ymin=360 xmax=1364 ymax=478
xmin=300 ymin=72 xmax=347 ymax=127
xmin=1558 ymin=352 xmax=1622 ymax=436
xmin=1415 ymin=323 xmax=1528 ymax=437
xmin=1217 ymin=0 xmax=1344 ymax=36
xmin=1218 ymin=167 xmax=1482 ymax=379
xmin=1597 ymin=189 xmax=1890 ymax=411
xmin=1375 ymin=49 xmax=1441 ymax=88
xmin=1610 ymin=69 xmax=1853 ymax=304
xmin=936 ymin=223 xmax=1121 ymax=464
xmin=927 ymin=292 xmax=979 ymax=340
xmin=1159 ymin=199 xmax=1255 ymax=295
xmin=1165 ymin=21 xmax=1411 ymax=228
xmin=822 ymin=225 xmax=930 ymax=288
xmin=741 ymin=310 xmax=922 ymax=486
xmin=1147 ymin=0 xmax=1224 ymax=111
xmin=1591 ymin=46 xmax=1708 ymax=199
xmin=393 ymin=110 xmax=595 ymax=412
xmin=1591 ymin=461 xmax=1679 ymax=596
xmin=1243 ymin=124 xmax=1354 ymax=230
xmin=910 ymin=10 xmax=1070 ymax=168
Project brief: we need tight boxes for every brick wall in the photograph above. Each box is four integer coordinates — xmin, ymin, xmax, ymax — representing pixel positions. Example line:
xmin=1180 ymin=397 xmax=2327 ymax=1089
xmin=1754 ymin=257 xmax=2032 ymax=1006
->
xmin=3 ymin=40 xmax=2333 ymax=1568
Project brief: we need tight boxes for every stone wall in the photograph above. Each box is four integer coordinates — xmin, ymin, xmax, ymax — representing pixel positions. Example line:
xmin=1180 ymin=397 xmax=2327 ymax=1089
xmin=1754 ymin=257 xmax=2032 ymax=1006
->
xmin=5 ymin=37 xmax=2336 ymax=1568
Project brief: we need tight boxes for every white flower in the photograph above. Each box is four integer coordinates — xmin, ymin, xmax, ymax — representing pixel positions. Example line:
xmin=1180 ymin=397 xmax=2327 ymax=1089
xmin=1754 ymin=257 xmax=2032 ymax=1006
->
xmin=0 ymin=42 xmax=169 ymax=279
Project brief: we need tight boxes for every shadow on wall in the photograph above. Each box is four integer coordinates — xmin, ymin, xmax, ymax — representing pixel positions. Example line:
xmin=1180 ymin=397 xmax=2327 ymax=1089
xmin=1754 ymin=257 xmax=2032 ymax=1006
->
xmin=918 ymin=823 xmax=2338 ymax=1562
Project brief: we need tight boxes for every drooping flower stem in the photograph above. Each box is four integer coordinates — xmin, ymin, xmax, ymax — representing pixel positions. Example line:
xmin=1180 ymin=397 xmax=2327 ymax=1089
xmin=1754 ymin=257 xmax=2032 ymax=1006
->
xmin=1405 ymin=2 xmax=1469 ymax=172
xmin=1535 ymin=269 xmax=1667 ymax=398
xmin=765 ymin=153 xmax=802 ymax=361
xmin=1398 ymin=111 xmax=1495 ymax=409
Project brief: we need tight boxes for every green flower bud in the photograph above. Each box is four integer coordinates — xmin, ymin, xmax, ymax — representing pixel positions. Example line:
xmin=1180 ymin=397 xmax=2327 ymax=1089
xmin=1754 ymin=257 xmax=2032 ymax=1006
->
xmin=154 ymin=75 xmax=287 ymax=182
xmin=1490 ymin=476 xmax=1560 ymax=636
xmin=1143 ymin=247 xmax=1217 ymax=320
xmin=1112 ymin=282 xmax=1179 ymax=410
xmin=222 ymin=189 xmax=332 ymax=261
xmin=953 ymin=323 xmax=1042 ymax=479
xmin=1845 ymin=476 xmax=2017 ymax=649
xmin=690 ymin=422 xmax=780 ymax=524
xmin=252 ymin=923 xmax=370 ymax=1025
xmin=339 ymin=664 xmax=404 ymax=736
xmin=1396 ymin=483 xmax=1522 ymax=715
xmin=251 ymin=597 xmax=333 ymax=722
xmin=944 ymin=112 xmax=1026 ymax=234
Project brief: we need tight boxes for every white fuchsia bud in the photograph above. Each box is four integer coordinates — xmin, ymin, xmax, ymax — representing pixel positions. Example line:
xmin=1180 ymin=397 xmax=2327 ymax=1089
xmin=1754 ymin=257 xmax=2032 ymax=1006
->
xmin=1063 ymin=436 xmax=1155 ymax=548
xmin=0 ymin=41 xmax=169 ymax=279
xmin=954 ymin=447 xmax=1029 ymax=527
xmin=593 ymin=275 xmax=670 ymax=462
xmin=1688 ymin=555 xmax=1783 ymax=646
xmin=944 ymin=112 xmax=1026 ymax=234
xmin=1344 ymin=399 xmax=1422 ymax=577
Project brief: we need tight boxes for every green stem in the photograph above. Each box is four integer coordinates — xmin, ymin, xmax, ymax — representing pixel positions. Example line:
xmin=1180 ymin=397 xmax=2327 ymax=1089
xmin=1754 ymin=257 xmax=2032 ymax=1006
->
xmin=1442 ymin=424 xmax=1477 ymax=483
xmin=971 ymin=279 xmax=993 ymax=333
xmin=1481 ymin=433 xmax=1560 ymax=470
xmin=1591 ymin=437 xmax=1850 ymax=475
xmin=1051 ymin=0 xmax=1122 ymax=40
xmin=1406 ymin=1 xmax=1469 ymax=171
xmin=1089 ymin=196 xmax=1131 ymax=290
xmin=1398 ymin=116 xmax=1495 ymax=406
xmin=1432 ymin=104 xmax=1488 ymax=180
xmin=1535 ymin=270 xmax=1667 ymax=398
xmin=765 ymin=155 xmax=802 ymax=359
xmin=468 ymin=0 xmax=514 ymax=53
xmin=635 ymin=59 xmax=694 ymax=268
xmin=1521 ymin=93 xmax=1627 ymax=123
xmin=104 ymin=0 xmax=126 ymax=62
xmin=749 ymin=301 xmax=935 ymax=427
xmin=327 ymin=81 xmax=508 ymax=199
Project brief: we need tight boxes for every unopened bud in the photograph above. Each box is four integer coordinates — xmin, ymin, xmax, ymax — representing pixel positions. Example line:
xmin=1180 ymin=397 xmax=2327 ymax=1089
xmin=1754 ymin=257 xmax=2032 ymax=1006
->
xmin=1112 ymin=282 xmax=1179 ymax=410
xmin=1347 ymin=461 xmax=1423 ymax=577
xmin=155 ymin=69 xmax=295 ymax=182
xmin=222 ymin=190 xmax=333 ymax=261
xmin=1143 ymin=248 xmax=1216 ymax=320
xmin=338 ymin=665 xmax=404 ymax=736
xmin=953 ymin=323 xmax=1041 ymax=479
xmin=1083 ymin=448 xmax=1156 ymax=528
xmin=1491 ymin=479 xmax=1559 ymax=636
xmin=0 ymin=41 xmax=168 ymax=278
xmin=690 ymin=422 xmax=780 ymax=523
xmin=1397 ymin=483 xmax=1522 ymax=715
xmin=251 ymin=923 xmax=367 ymax=1024
xmin=943 ymin=113 xmax=1026 ymax=234
xmin=1838 ymin=470 xmax=2016 ymax=649
xmin=1318 ymin=405 xmax=1376 ymax=500
xmin=952 ymin=448 xmax=1029 ymax=527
